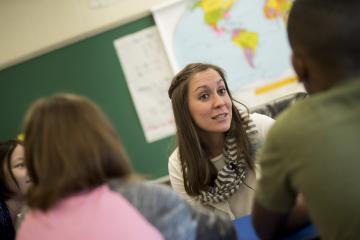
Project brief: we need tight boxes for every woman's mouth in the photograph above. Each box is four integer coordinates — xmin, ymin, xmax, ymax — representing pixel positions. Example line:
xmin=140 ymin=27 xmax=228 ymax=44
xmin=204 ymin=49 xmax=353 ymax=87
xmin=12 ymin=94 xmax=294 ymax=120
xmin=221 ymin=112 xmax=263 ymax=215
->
xmin=212 ymin=113 xmax=227 ymax=120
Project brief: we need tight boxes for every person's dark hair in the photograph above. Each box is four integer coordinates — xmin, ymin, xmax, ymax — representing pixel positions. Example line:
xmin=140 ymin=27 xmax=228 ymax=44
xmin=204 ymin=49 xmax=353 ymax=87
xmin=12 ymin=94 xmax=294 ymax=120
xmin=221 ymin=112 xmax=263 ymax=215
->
xmin=23 ymin=93 xmax=133 ymax=210
xmin=168 ymin=63 xmax=252 ymax=196
xmin=0 ymin=139 xmax=22 ymax=240
xmin=0 ymin=140 xmax=23 ymax=200
xmin=0 ymin=200 xmax=15 ymax=240
xmin=288 ymin=0 xmax=360 ymax=77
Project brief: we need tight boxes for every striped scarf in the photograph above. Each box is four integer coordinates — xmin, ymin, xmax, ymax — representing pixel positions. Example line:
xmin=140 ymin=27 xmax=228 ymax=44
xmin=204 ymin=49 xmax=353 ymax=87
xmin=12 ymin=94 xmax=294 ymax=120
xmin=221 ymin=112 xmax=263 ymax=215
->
xmin=198 ymin=113 xmax=258 ymax=204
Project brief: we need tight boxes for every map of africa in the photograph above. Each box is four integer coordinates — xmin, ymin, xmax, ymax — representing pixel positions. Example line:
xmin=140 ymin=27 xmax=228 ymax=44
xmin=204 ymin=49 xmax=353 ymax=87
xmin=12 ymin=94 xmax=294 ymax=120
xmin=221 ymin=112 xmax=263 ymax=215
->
xmin=173 ymin=0 xmax=294 ymax=93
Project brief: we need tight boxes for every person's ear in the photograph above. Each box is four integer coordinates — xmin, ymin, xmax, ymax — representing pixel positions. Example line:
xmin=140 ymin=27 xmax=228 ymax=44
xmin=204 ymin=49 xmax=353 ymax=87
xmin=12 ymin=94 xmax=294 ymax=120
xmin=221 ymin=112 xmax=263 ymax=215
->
xmin=291 ymin=50 xmax=309 ymax=84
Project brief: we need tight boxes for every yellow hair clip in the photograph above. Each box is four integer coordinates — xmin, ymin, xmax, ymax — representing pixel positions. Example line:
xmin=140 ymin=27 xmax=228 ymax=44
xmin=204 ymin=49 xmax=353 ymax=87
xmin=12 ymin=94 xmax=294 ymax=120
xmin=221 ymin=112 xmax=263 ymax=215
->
xmin=17 ymin=133 xmax=24 ymax=141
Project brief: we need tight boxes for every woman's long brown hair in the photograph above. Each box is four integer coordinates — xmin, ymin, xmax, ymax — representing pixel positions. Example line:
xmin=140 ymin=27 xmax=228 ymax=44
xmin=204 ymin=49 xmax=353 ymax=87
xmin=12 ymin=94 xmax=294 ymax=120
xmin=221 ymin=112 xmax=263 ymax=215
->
xmin=168 ymin=63 xmax=253 ymax=196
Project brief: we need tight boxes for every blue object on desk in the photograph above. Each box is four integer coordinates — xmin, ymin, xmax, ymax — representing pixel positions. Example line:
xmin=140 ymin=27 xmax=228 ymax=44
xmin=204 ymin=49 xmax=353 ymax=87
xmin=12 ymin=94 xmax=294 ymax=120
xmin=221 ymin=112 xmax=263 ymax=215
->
xmin=233 ymin=215 xmax=318 ymax=240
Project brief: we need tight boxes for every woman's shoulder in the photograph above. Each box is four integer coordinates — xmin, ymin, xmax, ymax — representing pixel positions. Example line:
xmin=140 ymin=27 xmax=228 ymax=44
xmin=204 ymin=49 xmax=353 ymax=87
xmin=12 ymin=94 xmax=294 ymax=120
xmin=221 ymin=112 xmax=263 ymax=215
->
xmin=169 ymin=147 xmax=179 ymax=161
xmin=249 ymin=112 xmax=274 ymax=139
xmin=249 ymin=112 xmax=274 ymax=126
xmin=18 ymin=184 xmax=163 ymax=240
xmin=168 ymin=148 xmax=181 ymax=171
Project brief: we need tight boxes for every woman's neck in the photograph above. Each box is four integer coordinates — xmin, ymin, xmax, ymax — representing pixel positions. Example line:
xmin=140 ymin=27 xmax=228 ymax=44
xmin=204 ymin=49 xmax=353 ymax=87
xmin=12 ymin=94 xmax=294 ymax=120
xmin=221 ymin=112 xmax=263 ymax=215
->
xmin=5 ymin=196 xmax=24 ymax=225
xmin=201 ymin=133 xmax=226 ymax=158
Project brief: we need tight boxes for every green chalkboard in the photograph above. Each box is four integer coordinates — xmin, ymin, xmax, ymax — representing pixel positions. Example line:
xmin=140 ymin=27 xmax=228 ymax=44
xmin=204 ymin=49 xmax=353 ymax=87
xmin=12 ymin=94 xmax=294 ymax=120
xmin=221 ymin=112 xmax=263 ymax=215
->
xmin=0 ymin=15 xmax=175 ymax=179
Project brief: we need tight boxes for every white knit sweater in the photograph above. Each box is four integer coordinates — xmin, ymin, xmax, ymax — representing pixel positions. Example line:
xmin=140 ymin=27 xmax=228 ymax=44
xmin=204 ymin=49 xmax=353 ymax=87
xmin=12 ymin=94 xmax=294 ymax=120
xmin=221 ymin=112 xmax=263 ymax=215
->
xmin=168 ymin=113 xmax=274 ymax=219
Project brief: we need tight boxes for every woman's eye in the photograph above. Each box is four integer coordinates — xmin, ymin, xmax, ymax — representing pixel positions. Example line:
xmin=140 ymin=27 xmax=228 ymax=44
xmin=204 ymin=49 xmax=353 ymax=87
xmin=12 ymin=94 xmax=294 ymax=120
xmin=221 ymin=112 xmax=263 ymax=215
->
xmin=218 ymin=88 xmax=227 ymax=95
xmin=199 ymin=94 xmax=209 ymax=101
xmin=15 ymin=162 xmax=25 ymax=168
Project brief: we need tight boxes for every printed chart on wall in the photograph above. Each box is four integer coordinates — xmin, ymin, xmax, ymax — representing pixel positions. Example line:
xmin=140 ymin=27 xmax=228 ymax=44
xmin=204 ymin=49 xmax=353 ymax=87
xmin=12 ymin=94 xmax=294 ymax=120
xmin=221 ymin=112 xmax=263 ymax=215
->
xmin=114 ymin=26 xmax=175 ymax=143
xmin=152 ymin=0 xmax=305 ymax=108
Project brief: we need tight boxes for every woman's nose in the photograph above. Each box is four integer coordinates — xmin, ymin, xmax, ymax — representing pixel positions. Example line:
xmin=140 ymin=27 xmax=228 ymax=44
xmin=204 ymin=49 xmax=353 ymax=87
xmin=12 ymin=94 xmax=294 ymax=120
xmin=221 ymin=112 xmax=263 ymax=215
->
xmin=213 ymin=94 xmax=225 ymax=108
xmin=25 ymin=169 xmax=31 ymax=182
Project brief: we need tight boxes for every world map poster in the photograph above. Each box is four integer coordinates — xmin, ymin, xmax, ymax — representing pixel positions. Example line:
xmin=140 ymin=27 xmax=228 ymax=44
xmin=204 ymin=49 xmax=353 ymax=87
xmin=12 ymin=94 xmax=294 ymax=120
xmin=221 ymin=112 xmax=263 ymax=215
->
xmin=152 ymin=0 xmax=305 ymax=108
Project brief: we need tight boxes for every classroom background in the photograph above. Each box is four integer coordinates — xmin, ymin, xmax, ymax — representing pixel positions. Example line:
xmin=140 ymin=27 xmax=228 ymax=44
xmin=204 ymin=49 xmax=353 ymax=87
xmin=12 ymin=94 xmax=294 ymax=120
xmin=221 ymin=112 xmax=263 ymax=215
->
xmin=0 ymin=0 xmax=304 ymax=180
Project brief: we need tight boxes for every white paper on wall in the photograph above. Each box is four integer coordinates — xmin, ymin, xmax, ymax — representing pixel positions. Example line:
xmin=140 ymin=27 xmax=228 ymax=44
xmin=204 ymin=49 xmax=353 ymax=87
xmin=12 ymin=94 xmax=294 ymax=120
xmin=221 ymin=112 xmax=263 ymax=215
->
xmin=114 ymin=26 xmax=175 ymax=143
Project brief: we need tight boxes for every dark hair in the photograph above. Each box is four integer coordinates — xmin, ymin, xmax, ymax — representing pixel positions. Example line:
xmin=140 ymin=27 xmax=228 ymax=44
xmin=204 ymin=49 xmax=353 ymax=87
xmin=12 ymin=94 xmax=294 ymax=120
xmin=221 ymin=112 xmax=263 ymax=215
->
xmin=0 ymin=200 xmax=15 ymax=240
xmin=168 ymin=63 xmax=252 ymax=195
xmin=0 ymin=140 xmax=22 ymax=240
xmin=0 ymin=140 xmax=23 ymax=200
xmin=288 ymin=0 xmax=360 ymax=76
xmin=23 ymin=93 xmax=133 ymax=210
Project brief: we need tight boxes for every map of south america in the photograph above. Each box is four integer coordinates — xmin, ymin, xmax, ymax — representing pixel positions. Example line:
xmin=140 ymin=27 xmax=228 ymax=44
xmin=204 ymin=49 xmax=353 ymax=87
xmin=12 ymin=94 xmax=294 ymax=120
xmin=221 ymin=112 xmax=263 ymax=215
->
xmin=231 ymin=29 xmax=259 ymax=68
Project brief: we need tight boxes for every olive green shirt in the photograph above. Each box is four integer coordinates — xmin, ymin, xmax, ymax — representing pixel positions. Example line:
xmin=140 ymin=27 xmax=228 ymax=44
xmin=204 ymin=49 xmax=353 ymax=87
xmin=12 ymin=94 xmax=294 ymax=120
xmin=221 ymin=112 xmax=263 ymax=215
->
xmin=255 ymin=80 xmax=360 ymax=240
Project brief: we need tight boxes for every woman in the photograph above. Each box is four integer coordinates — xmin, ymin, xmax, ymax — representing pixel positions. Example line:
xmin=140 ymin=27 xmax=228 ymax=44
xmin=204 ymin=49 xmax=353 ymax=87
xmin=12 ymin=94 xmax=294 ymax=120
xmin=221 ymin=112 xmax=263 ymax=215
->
xmin=168 ymin=63 xmax=274 ymax=219
xmin=17 ymin=93 xmax=236 ymax=240
xmin=0 ymin=140 xmax=30 ymax=240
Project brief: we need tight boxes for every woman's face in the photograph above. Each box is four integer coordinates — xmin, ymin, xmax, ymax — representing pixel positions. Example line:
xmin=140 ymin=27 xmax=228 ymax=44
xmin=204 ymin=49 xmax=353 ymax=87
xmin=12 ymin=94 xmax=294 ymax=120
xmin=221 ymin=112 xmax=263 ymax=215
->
xmin=187 ymin=68 xmax=233 ymax=138
xmin=3 ymin=144 xmax=31 ymax=197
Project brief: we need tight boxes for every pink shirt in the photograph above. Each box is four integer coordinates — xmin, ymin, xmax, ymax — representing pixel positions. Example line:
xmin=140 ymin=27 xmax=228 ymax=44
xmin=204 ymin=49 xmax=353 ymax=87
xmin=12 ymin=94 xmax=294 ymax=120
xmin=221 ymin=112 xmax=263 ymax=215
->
xmin=17 ymin=185 xmax=163 ymax=240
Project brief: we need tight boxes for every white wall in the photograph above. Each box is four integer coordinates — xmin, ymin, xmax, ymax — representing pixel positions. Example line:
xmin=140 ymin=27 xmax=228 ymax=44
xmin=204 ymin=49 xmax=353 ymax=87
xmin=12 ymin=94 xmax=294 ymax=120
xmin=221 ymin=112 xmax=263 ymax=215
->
xmin=0 ymin=0 xmax=168 ymax=70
